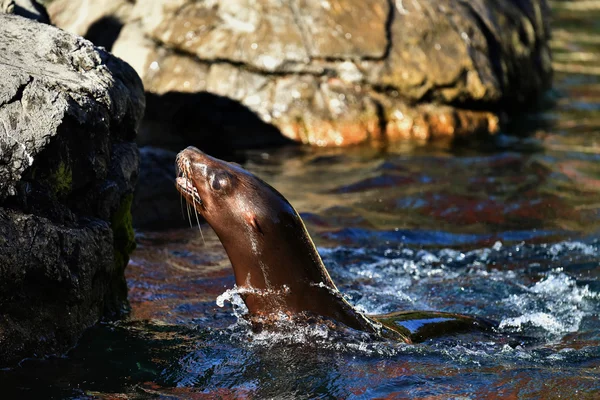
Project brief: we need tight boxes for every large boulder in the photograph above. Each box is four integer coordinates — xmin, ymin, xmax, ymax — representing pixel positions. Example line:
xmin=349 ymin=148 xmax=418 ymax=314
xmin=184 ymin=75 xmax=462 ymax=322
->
xmin=0 ymin=14 xmax=144 ymax=367
xmin=50 ymin=0 xmax=551 ymax=148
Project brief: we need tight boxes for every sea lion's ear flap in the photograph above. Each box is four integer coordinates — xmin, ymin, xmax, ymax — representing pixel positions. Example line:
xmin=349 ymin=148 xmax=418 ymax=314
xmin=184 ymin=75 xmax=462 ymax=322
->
xmin=250 ymin=217 xmax=264 ymax=235
xmin=244 ymin=212 xmax=264 ymax=235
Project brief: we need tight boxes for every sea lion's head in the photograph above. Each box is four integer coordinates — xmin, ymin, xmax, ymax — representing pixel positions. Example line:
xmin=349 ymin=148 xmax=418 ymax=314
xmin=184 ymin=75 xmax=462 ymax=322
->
xmin=175 ymin=146 xmax=291 ymax=241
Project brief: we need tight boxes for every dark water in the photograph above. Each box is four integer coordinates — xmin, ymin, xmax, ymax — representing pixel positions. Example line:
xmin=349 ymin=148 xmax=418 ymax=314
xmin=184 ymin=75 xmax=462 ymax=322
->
xmin=3 ymin=3 xmax=600 ymax=399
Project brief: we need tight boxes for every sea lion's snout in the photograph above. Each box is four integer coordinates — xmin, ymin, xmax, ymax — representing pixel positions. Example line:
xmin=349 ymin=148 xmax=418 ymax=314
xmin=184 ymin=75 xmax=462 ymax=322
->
xmin=175 ymin=147 xmax=238 ymax=214
xmin=175 ymin=147 xmax=207 ymax=209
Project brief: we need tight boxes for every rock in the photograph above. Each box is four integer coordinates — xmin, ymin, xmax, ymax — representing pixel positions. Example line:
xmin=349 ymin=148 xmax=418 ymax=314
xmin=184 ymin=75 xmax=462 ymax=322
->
xmin=47 ymin=0 xmax=133 ymax=51
xmin=133 ymin=146 xmax=184 ymax=230
xmin=0 ymin=14 xmax=144 ymax=367
xmin=1 ymin=0 xmax=50 ymax=23
xmin=50 ymin=0 xmax=551 ymax=147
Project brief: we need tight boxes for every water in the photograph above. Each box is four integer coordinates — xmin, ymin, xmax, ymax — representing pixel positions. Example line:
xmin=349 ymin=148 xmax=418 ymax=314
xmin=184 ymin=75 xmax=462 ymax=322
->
xmin=3 ymin=3 xmax=600 ymax=398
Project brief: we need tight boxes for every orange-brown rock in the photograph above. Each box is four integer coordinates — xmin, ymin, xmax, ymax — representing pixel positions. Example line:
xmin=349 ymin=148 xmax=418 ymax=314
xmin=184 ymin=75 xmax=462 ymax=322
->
xmin=50 ymin=0 xmax=551 ymax=148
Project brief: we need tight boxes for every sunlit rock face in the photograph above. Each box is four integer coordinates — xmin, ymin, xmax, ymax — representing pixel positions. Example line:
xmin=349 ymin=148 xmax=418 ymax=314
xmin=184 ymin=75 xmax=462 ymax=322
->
xmin=0 ymin=14 xmax=144 ymax=367
xmin=51 ymin=0 xmax=551 ymax=147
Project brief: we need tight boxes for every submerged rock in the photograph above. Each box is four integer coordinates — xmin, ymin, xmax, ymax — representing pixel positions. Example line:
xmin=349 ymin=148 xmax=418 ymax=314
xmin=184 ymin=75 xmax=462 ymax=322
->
xmin=0 ymin=14 xmax=144 ymax=367
xmin=50 ymin=0 xmax=551 ymax=148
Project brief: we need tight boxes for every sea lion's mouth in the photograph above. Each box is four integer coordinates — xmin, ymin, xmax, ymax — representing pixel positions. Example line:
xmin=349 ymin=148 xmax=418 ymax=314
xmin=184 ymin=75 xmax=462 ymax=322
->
xmin=176 ymin=176 xmax=202 ymax=206
xmin=175 ymin=155 xmax=203 ymax=206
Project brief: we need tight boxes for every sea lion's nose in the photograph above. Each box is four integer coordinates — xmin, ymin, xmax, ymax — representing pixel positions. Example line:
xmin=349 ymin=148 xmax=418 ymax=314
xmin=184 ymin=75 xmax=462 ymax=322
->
xmin=186 ymin=146 xmax=203 ymax=154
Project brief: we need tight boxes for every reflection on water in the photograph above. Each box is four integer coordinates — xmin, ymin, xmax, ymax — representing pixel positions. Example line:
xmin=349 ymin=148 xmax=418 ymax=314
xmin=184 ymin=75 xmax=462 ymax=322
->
xmin=3 ymin=3 xmax=600 ymax=399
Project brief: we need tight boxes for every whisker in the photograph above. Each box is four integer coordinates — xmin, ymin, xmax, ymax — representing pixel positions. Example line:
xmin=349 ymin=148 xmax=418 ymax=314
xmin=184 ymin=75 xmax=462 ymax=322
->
xmin=186 ymin=194 xmax=193 ymax=229
xmin=180 ymin=191 xmax=185 ymax=219
xmin=198 ymin=222 xmax=206 ymax=245
xmin=192 ymin=194 xmax=206 ymax=245
xmin=180 ymin=181 xmax=187 ymax=221
xmin=176 ymin=160 xmax=205 ymax=245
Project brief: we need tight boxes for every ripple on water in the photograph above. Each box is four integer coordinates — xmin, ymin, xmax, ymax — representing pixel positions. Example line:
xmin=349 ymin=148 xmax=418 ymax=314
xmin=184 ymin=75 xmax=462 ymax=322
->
xmin=120 ymin=224 xmax=600 ymax=398
xmin=317 ymin=240 xmax=600 ymax=344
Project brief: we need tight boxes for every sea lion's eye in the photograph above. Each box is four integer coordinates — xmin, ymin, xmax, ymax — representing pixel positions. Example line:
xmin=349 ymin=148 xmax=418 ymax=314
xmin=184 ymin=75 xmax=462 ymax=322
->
xmin=210 ymin=171 xmax=230 ymax=192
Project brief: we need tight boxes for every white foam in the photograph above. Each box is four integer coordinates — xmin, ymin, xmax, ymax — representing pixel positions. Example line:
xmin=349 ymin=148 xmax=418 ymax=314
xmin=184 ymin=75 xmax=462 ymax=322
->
xmin=500 ymin=272 xmax=599 ymax=335
xmin=548 ymin=241 xmax=597 ymax=258
xmin=215 ymin=286 xmax=249 ymax=317
xmin=499 ymin=312 xmax=567 ymax=333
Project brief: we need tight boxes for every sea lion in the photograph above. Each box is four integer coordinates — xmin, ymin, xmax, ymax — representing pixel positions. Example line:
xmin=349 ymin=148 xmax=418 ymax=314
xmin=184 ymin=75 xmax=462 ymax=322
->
xmin=175 ymin=147 xmax=494 ymax=343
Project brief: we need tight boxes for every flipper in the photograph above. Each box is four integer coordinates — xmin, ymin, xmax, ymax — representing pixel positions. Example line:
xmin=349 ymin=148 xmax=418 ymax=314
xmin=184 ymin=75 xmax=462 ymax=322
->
xmin=370 ymin=311 xmax=497 ymax=343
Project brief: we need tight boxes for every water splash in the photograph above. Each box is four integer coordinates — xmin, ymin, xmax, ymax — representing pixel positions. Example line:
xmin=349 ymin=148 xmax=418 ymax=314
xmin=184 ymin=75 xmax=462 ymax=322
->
xmin=499 ymin=272 xmax=600 ymax=336
xmin=215 ymin=286 xmax=249 ymax=317
xmin=319 ymin=239 xmax=600 ymax=343
xmin=214 ymin=285 xmax=401 ymax=356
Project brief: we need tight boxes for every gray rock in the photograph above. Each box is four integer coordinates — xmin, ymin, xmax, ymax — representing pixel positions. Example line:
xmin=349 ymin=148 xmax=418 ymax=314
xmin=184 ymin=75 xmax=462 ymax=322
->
xmin=0 ymin=14 xmax=144 ymax=367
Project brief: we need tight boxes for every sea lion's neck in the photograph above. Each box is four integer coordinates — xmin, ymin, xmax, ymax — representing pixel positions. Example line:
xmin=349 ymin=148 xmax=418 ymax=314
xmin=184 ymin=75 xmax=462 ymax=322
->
xmin=215 ymin=206 xmax=376 ymax=333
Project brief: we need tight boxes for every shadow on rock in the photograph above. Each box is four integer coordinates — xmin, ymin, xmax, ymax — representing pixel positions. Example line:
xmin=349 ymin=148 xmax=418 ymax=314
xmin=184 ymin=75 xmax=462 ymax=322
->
xmin=140 ymin=91 xmax=294 ymax=157
xmin=133 ymin=146 xmax=187 ymax=230
xmin=84 ymin=15 xmax=124 ymax=52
